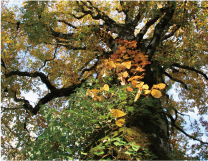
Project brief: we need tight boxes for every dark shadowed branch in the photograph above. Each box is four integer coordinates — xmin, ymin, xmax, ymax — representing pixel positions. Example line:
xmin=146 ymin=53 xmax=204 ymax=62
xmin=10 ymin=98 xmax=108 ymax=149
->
xmin=171 ymin=63 xmax=208 ymax=80
xmin=5 ymin=71 xmax=56 ymax=91
xmin=164 ymin=111 xmax=208 ymax=145
xmin=164 ymin=71 xmax=188 ymax=89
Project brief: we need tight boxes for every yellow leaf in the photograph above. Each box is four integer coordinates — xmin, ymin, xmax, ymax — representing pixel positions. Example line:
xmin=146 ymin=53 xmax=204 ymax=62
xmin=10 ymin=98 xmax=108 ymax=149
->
xmin=123 ymin=55 xmax=130 ymax=59
xmin=116 ymin=119 xmax=125 ymax=127
xmin=131 ymin=80 xmax=138 ymax=88
xmin=98 ymin=95 xmax=105 ymax=101
xmin=151 ymin=89 xmax=162 ymax=98
xmin=134 ymin=89 xmax=141 ymax=102
xmin=142 ymin=84 xmax=149 ymax=90
xmin=86 ymin=89 xmax=94 ymax=97
xmin=128 ymin=74 xmax=144 ymax=81
xmin=136 ymin=82 xmax=144 ymax=88
xmin=152 ymin=83 xmax=166 ymax=89
xmin=116 ymin=63 xmax=126 ymax=72
xmin=144 ymin=90 xmax=151 ymax=95
xmin=135 ymin=66 xmax=145 ymax=72
xmin=122 ymin=71 xmax=129 ymax=78
xmin=109 ymin=61 xmax=116 ymax=70
xmin=118 ymin=76 xmax=126 ymax=86
xmin=101 ymin=84 xmax=109 ymax=91
xmin=86 ymin=89 xmax=100 ymax=98
xmin=122 ymin=61 xmax=131 ymax=69
xmin=111 ymin=109 xmax=127 ymax=118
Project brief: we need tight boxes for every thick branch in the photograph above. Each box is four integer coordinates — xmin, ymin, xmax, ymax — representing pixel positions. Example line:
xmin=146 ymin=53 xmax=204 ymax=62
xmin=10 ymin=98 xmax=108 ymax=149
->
xmin=136 ymin=14 xmax=161 ymax=43
xmin=31 ymin=79 xmax=87 ymax=115
xmin=160 ymin=24 xmax=181 ymax=41
xmin=136 ymin=5 xmax=171 ymax=43
xmin=51 ymin=29 xmax=74 ymax=40
xmin=5 ymin=71 xmax=56 ymax=91
xmin=133 ymin=11 xmax=141 ymax=27
xmin=145 ymin=2 xmax=176 ymax=60
xmin=164 ymin=71 xmax=188 ymax=89
xmin=171 ymin=63 xmax=208 ymax=80
xmin=1 ymin=58 xmax=6 ymax=69
xmin=77 ymin=1 xmax=121 ymax=34
xmin=119 ymin=1 xmax=133 ymax=25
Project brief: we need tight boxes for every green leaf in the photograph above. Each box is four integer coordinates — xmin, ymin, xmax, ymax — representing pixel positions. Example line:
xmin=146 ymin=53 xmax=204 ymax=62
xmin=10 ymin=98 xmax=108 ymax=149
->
xmin=38 ymin=135 xmax=48 ymax=140
xmin=132 ymin=144 xmax=140 ymax=151
xmin=146 ymin=99 xmax=154 ymax=107
xmin=114 ymin=142 xmax=124 ymax=146
xmin=94 ymin=151 xmax=104 ymax=156
xmin=127 ymin=106 xmax=134 ymax=112
xmin=125 ymin=150 xmax=134 ymax=155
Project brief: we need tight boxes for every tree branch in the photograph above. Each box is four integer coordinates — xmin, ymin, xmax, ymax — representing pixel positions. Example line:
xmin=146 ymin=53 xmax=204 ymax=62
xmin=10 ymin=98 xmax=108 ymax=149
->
xmin=77 ymin=1 xmax=121 ymax=34
xmin=5 ymin=71 xmax=56 ymax=91
xmin=31 ymin=79 xmax=87 ymax=115
xmin=160 ymin=24 xmax=181 ymax=41
xmin=164 ymin=111 xmax=208 ymax=145
xmin=136 ymin=14 xmax=161 ymax=43
xmin=145 ymin=2 xmax=176 ymax=60
xmin=58 ymin=20 xmax=77 ymax=29
xmin=171 ymin=63 xmax=208 ymax=80
xmin=1 ymin=58 xmax=6 ymax=69
xmin=39 ymin=45 xmax=59 ymax=70
xmin=51 ymin=28 xmax=74 ymax=40
xmin=119 ymin=1 xmax=133 ymax=25
xmin=163 ymin=71 xmax=188 ymax=89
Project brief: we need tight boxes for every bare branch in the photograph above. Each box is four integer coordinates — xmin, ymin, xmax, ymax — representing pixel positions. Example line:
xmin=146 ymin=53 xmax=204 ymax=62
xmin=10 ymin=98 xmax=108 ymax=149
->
xmin=136 ymin=15 xmax=161 ymax=43
xmin=2 ymin=106 xmax=24 ymax=112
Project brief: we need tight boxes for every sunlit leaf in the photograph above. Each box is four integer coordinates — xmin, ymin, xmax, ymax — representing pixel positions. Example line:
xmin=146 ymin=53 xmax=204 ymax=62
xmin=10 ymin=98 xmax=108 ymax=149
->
xmin=122 ymin=61 xmax=131 ymax=69
xmin=144 ymin=90 xmax=151 ymax=95
xmin=111 ymin=109 xmax=127 ymax=118
xmin=142 ymin=84 xmax=149 ymax=90
xmin=136 ymin=82 xmax=144 ymax=88
xmin=151 ymin=89 xmax=162 ymax=98
xmin=153 ymin=83 xmax=166 ymax=89
xmin=109 ymin=61 xmax=116 ymax=70
xmin=122 ymin=71 xmax=129 ymax=78
xmin=115 ymin=119 xmax=125 ymax=127
xmin=101 ymin=84 xmax=109 ymax=91
xmin=134 ymin=89 xmax=141 ymax=102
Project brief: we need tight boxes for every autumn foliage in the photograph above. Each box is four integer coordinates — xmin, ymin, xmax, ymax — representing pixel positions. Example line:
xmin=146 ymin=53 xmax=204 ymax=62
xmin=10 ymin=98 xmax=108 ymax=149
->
xmin=1 ymin=1 xmax=208 ymax=160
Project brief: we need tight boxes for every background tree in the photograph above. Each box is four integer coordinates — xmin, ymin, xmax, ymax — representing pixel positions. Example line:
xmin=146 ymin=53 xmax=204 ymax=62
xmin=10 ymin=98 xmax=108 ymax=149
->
xmin=1 ymin=1 xmax=208 ymax=160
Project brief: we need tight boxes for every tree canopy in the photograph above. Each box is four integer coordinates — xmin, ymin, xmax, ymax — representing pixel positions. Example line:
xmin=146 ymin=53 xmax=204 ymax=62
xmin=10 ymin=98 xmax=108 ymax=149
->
xmin=1 ymin=1 xmax=208 ymax=160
